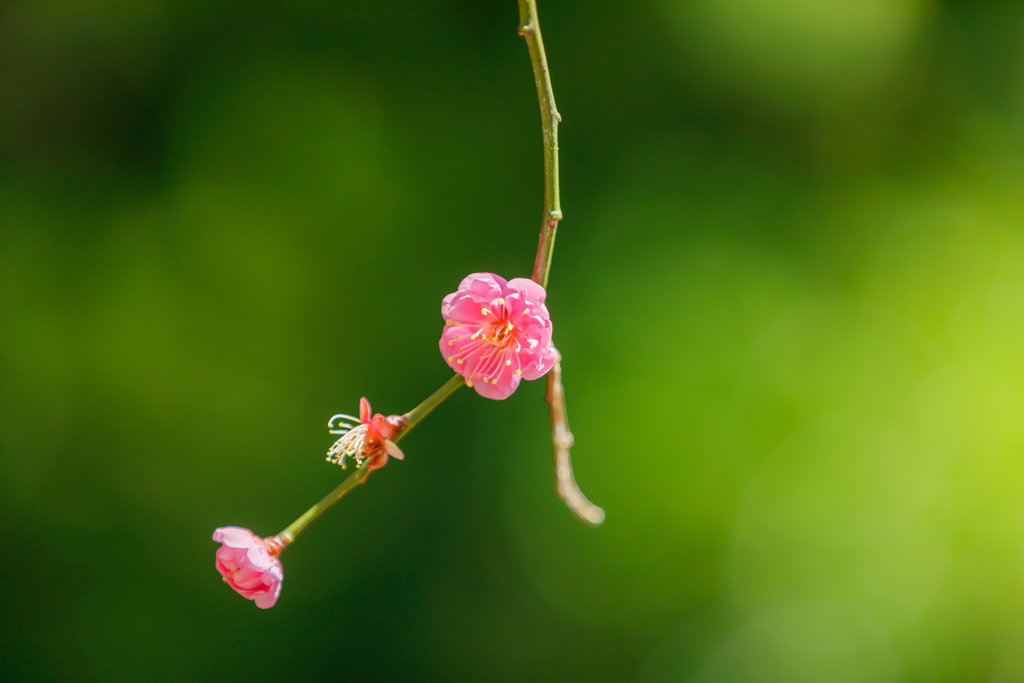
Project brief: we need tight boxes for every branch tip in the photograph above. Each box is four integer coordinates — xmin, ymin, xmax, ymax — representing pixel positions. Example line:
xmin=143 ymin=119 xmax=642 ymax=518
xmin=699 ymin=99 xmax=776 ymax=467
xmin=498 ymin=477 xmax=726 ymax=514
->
xmin=546 ymin=352 xmax=604 ymax=526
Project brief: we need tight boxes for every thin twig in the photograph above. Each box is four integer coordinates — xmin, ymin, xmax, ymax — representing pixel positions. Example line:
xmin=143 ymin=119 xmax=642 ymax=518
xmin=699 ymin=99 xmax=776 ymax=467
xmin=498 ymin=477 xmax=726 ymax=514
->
xmin=518 ymin=0 xmax=604 ymax=526
xmin=518 ymin=0 xmax=562 ymax=289
xmin=547 ymin=352 xmax=605 ymax=525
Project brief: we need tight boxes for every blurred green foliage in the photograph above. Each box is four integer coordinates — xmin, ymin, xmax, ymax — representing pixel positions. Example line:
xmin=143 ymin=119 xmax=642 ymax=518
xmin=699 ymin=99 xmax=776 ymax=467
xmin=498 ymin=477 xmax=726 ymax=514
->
xmin=4 ymin=1 xmax=1024 ymax=681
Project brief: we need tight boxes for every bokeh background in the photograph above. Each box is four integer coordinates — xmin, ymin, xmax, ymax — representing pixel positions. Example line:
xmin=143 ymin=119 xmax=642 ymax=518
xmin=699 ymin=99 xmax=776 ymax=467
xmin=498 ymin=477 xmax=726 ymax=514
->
xmin=4 ymin=1 xmax=1024 ymax=680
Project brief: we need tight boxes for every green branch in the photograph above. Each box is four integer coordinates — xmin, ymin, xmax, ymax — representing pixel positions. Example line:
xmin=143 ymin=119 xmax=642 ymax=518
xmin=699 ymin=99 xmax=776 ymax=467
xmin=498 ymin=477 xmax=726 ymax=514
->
xmin=518 ymin=0 xmax=562 ymax=290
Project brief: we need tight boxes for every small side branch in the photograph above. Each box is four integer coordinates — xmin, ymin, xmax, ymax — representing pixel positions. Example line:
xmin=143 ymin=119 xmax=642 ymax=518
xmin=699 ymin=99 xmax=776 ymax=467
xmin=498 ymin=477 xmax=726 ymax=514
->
xmin=547 ymin=351 xmax=605 ymax=525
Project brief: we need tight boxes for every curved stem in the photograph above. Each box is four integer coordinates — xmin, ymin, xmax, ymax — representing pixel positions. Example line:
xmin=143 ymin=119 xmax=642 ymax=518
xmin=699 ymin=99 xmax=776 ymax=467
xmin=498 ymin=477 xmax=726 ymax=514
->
xmin=518 ymin=0 xmax=562 ymax=290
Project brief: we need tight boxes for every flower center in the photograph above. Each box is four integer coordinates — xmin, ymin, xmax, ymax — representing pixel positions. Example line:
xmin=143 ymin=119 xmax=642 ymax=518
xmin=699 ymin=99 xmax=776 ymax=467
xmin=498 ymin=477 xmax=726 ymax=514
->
xmin=488 ymin=319 xmax=515 ymax=346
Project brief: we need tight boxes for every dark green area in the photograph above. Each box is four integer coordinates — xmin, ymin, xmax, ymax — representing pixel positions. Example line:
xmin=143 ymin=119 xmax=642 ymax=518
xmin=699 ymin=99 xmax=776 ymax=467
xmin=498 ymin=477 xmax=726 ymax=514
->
xmin=4 ymin=1 xmax=1024 ymax=681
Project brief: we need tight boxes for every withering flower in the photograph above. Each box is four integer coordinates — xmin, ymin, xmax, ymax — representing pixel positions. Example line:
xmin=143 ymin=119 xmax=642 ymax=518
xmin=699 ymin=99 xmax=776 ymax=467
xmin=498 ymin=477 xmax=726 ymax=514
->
xmin=326 ymin=397 xmax=405 ymax=470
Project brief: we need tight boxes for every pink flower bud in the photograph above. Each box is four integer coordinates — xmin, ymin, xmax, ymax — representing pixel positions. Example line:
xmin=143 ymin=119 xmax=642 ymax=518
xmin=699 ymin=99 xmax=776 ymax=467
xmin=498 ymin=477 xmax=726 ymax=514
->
xmin=212 ymin=527 xmax=285 ymax=609
xmin=439 ymin=273 xmax=556 ymax=399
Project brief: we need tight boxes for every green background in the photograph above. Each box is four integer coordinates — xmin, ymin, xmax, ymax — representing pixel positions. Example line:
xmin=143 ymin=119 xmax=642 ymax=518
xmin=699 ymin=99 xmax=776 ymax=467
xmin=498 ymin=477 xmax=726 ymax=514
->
xmin=4 ymin=1 xmax=1024 ymax=680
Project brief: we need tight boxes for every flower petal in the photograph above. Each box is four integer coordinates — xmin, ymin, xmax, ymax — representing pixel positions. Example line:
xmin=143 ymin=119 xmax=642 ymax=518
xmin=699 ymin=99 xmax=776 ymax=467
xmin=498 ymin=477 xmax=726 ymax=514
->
xmin=370 ymin=414 xmax=394 ymax=440
xmin=472 ymin=350 xmax=521 ymax=400
xmin=213 ymin=526 xmax=260 ymax=549
xmin=520 ymin=344 xmax=557 ymax=381
xmin=441 ymin=330 xmax=485 ymax=375
xmin=383 ymin=440 xmax=405 ymax=460
xmin=244 ymin=544 xmax=282 ymax=578
xmin=445 ymin=294 xmax=492 ymax=324
xmin=505 ymin=277 xmax=548 ymax=306
xmin=459 ymin=272 xmax=507 ymax=299
xmin=254 ymin=580 xmax=283 ymax=609
xmin=441 ymin=290 xmax=460 ymax=319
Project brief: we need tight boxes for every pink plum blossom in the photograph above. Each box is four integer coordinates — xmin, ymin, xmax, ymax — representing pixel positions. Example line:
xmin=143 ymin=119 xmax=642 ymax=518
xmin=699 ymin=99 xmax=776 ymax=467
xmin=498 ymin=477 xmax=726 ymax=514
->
xmin=439 ymin=273 xmax=556 ymax=399
xmin=213 ymin=527 xmax=284 ymax=609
